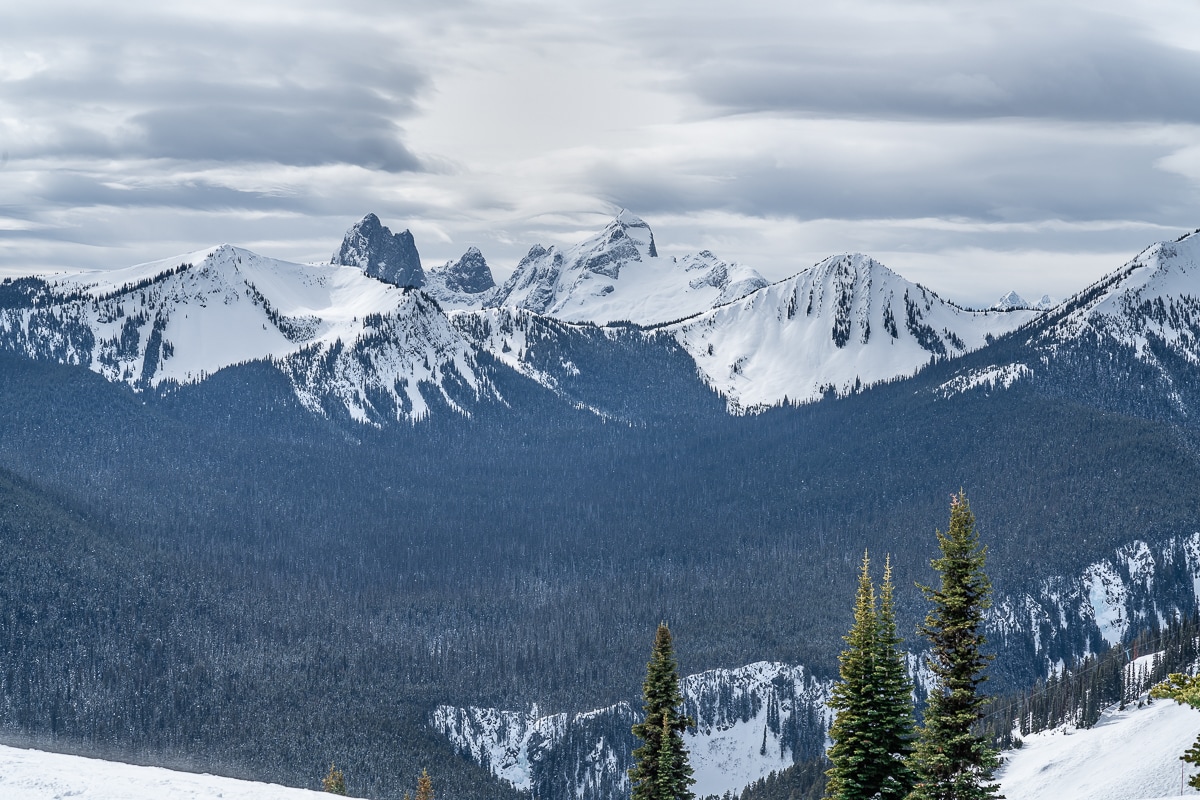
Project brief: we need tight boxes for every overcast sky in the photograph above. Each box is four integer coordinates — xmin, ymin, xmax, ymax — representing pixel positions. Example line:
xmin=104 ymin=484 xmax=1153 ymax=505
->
xmin=2 ymin=0 xmax=1199 ymax=305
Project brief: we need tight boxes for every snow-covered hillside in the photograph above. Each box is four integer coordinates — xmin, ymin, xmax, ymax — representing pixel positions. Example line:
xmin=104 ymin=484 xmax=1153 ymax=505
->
xmin=490 ymin=210 xmax=768 ymax=325
xmin=0 ymin=245 xmax=497 ymax=423
xmin=432 ymin=661 xmax=832 ymax=800
xmin=988 ymin=533 xmax=1200 ymax=666
xmin=667 ymin=253 xmax=1039 ymax=410
xmin=0 ymin=744 xmax=345 ymax=799
xmin=1037 ymin=230 xmax=1200 ymax=363
xmin=998 ymin=695 xmax=1200 ymax=800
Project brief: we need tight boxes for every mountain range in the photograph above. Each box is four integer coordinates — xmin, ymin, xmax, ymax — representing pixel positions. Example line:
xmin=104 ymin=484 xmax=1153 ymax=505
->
xmin=0 ymin=211 xmax=1048 ymax=420
xmin=3 ymin=213 xmax=1200 ymax=799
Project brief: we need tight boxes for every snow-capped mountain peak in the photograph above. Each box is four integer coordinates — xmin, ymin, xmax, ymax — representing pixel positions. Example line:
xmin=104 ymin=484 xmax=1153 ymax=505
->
xmin=423 ymin=246 xmax=498 ymax=310
xmin=1036 ymin=230 xmax=1200 ymax=360
xmin=995 ymin=290 xmax=1031 ymax=310
xmin=668 ymin=253 xmax=1041 ymax=411
xmin=489 ymin=211 xmax=767 ymax=325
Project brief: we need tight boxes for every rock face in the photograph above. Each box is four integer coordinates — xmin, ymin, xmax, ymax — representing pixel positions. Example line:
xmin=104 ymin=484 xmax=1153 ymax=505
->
xmin=331 ymin=213 xmax=425 ymax=288
xmin=424 ymin=247 xmax=497 ymax=309
xmin=438 ymin=247 xmax=495 ymax=295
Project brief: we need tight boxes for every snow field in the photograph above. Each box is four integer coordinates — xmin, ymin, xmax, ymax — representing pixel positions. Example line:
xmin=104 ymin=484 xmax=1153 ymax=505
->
xmin=997 ymin=697 xmax=1200 ymax=800
xmin=0 ymin=744 xmax=348 ymax=799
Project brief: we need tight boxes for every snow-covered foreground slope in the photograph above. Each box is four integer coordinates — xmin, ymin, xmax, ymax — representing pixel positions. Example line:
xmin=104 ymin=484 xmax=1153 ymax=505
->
xmin=0 ymin=744 xmax=344 ymax=799
xmin=998 ymin=697 xmax=1200 ymax=800
xmin=667 ymin=253 xmax=1038 ymax=410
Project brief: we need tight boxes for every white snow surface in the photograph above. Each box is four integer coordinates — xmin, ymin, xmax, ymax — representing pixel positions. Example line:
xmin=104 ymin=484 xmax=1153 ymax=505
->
xmin=0 ymin=744 xmax=342 ymax=799
xmin=668 ymin=253 xmax=1039 ymax=410
xmin=490 ymin=210 xmax=768 ymax=325
xmin=998 ymin=698 xmax=1200 ymax=800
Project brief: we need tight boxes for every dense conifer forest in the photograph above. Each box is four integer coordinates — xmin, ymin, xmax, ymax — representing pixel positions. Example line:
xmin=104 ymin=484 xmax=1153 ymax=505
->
xmin=3 ymin=304 xmax=1200 ymax=798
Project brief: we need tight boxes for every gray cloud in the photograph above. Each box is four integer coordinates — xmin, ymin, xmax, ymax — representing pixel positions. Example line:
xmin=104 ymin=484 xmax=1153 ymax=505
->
xmin=130 ymin=107 xmax=419 ymax=171
xmin=1 ymin=7 xmax=428 ymax=171
xmin=583 ymin=124 xmax=1198 ymax=227
xmin=627 ymin=4 xmax=1200 ymax=124
xmin=2 ymin=0 xmax=1198 ymax=305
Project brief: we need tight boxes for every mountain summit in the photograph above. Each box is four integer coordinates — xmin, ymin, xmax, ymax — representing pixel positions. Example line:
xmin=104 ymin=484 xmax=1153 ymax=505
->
xmin=489 ymin=211 xmax=767 ymax=325
xmin=332 ymin=213 xmax=425 ymax=288
xmin=669 ymin=253 xmax=1039 ymax=410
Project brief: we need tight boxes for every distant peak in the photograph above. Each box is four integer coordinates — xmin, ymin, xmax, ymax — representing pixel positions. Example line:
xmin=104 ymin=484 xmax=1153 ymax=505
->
xmin=437 ymin=246 xmax=495 ymax=294
xmin=994 ymin=290 xmax=1031 ymax=310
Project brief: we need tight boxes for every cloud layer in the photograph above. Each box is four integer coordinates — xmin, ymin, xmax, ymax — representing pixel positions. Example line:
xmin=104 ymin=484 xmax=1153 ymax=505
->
xmin=2 ymin=0 xmax=1198 ymax=305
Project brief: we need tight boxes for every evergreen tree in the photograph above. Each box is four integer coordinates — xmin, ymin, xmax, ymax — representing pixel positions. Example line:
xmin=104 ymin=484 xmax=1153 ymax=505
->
xmin=825 ymin=553 xmax=916 ymax=800
xmin=874 ymin=556 xmax=917 ymax=800
xmin=631 ymin=622 xmax=696 ymax=800
xmin=414 ymin=767 xmax=434 ymax=800
xmin=825 ymin=552 xmax=879 ymax=800
xmin=908 ymin=491 xmax=1000 ymax=800
xmin=321 ymin=762 xmax=347 ymax=795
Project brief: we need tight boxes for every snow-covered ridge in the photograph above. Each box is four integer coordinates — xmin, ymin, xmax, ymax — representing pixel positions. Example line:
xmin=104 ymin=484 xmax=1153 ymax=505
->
xmin=0 ymin=245 xmax=498 ymax=423
xmin=997 ymin=692 xmax=1200 ymax=800
xmin=1043 ymin=233 xmax=1200 ymax=362
xmin=431 ymin=661 xmax=833 ymax=799
xmin=667 ymin=253 xmax=1039 ymax=411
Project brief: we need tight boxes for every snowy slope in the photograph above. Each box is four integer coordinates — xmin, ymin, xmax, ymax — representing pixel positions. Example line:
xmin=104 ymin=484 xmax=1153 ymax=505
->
xmin=667 ymin=253 xmax=1039 ymax=411
xmin=998 ymin=697 xmax=1200 ymax=800
xmin=490 ymin=210 xmax=768 ymax=325
xmin=1037 ymin=230 xmax=1200 ymax=361
xmin=0 ymin=744 xmax=346 ymax=799
xmin=0 ymin=245 xmax=496 ymax=422
xmin=940 ymin=229 xmax=1200 ymax=405
xmin=432 ymin=661 xmax=832 ymax=799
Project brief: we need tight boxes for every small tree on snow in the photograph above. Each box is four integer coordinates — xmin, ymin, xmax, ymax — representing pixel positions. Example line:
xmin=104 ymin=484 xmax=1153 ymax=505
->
xmin=322 ymin=762 xmax=347 ymax=795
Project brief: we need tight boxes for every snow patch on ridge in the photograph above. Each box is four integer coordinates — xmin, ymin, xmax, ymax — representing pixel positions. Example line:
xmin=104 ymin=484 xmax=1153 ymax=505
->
xmin=937 ymin=363 xmax=1031 ymax=397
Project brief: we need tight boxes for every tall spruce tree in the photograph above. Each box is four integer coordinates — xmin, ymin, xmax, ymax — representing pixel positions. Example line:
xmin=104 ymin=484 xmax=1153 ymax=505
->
xmin=825 ymin=553 xmax=916 ymax=800
xmin=874 ymin=556 xmax=916 ymax=800
xmin=908 ymin=491 xmax=1001 ymax=800
xmin=631 ymin=622 xmax=696 ymax=800
xmin=825 ymin=552 xmax=879 ymax=800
